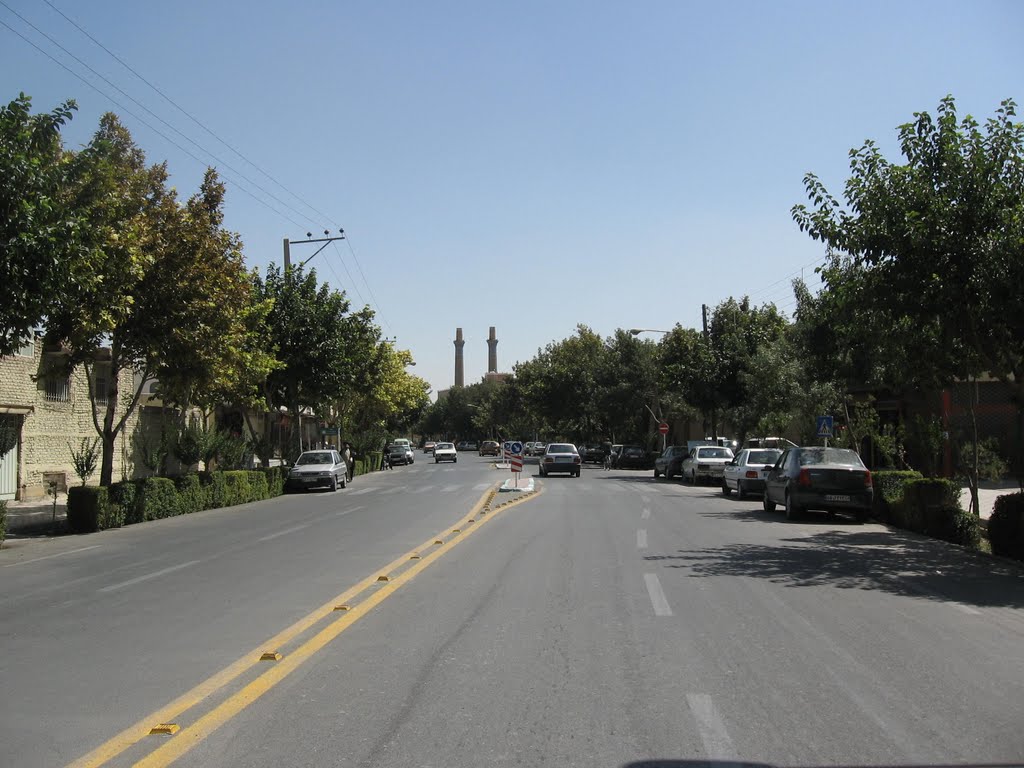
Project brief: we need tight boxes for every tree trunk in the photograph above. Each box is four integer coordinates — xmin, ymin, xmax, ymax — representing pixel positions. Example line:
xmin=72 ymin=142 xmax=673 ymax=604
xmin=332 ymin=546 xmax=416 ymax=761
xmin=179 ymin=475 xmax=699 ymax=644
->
xmin=968 ymin=376 xmax=980 ymax=517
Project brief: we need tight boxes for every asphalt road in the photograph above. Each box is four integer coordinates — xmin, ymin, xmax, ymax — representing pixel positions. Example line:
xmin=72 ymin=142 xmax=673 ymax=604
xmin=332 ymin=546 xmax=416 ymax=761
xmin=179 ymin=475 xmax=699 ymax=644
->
xmin=2 ymin=456 xmax=1023 ymax=768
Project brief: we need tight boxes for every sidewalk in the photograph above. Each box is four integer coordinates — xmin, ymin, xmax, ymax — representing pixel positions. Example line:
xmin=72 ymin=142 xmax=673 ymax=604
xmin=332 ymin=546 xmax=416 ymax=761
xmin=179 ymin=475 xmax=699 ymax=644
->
xmin=3 ymin=493 xmax=68 ymax=537
xmin=959 ymin=480 xmax=1020 ymax=521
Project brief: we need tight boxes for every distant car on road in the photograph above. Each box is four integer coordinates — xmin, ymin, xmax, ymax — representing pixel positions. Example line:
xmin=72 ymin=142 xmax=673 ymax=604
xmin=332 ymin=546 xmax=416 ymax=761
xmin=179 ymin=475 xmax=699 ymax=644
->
xmin=423 ymin=441 xmax=437 ymax=454
xmin=388 ymin=444 xmax=414 ymax=466
xmin=681 ymin=445 xmax=735 ymax=484
xmin=653 ymin=445 xmax=689 ymax=479
xmin=479 ymin=440 xmax=500 ymax=457
xmin=581 ymin=444 xmax=609 ymax=464
xmin=434 ymin=442 xmax=457 ymax=463
xmin=763 ymin=446 xmax=873 ymax=522
xmin=286 ymin=450 xmax=348 ymax=492
xmin=721 ymin=448 xmax=783 ymax=499
xmin=456 ymin=440 xmax=479 ymax=452
xmin=528 ymin=442 xmax=547 ymax=457
xmin=540 ymin=443 xmax=581 ymax=477
xmin=616 ymin=445 xmax=649 ymax=469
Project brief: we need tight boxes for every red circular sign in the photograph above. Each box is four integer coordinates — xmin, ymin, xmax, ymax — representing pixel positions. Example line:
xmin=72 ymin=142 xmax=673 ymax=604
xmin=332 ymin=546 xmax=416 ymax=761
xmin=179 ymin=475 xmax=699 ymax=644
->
xmin=658 ymin=422 xmax=669 ymax=435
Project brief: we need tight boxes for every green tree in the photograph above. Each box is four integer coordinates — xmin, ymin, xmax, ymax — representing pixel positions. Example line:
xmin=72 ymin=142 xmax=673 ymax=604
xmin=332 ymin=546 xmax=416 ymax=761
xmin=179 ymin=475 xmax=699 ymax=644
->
xmin=0 ymin=94 xmax=78 ymax=355
xmin=793 ymin=96 xmax=1024 ymax=505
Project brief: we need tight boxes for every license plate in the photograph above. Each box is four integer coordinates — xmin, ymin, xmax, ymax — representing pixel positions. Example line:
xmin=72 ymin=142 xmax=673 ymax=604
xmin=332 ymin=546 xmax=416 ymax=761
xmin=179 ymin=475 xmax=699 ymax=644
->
xmin=825 ymin=494 xmax=850 ymax=502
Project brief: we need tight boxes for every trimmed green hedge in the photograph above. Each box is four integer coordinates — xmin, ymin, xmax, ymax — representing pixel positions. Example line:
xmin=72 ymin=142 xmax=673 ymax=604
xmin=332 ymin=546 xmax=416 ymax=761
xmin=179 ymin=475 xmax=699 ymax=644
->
xmin=871 ymin=470 xmax=923 ymax=523
xmin=0 ymin=499 xmax=6 ymax=546
xmin=890 ymin=478 xmax=980 ymax=549
xmin=988 ymin=492 xmax=1024 ymax=562
xmin=66 ymin=470 xmax=286 ymax=535
xmin=67 ymin=486 xmax=123 ymax=533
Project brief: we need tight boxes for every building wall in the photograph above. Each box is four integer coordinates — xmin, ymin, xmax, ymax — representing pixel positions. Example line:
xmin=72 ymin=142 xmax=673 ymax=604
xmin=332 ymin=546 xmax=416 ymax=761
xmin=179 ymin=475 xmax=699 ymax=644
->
xmin=0 ymin=337 xmax=141 ymax=499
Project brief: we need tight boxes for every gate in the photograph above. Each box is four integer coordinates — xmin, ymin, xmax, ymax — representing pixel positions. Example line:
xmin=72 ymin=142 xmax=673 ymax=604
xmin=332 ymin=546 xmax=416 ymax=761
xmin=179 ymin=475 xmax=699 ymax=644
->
xmin=0 ymin=415 xmax=19 ymax=500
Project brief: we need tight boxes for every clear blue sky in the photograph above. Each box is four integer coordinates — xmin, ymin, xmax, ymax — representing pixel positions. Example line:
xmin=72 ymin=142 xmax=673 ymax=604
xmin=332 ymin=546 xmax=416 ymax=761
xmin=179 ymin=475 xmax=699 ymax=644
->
xmin=3 ymin=0 xmax=1021 ymax=396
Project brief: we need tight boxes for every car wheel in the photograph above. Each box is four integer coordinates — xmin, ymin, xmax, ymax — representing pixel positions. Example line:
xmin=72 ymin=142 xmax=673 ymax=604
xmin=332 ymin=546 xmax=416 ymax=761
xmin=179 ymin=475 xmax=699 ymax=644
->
xmin=454 ymin=457 xmax=458 ymax=463
xmin=435 ymin=458 xmax=439 ymax=463
xmin=785 ymin=492 xmax=802 ymax=521
xmin=330 ymin=475 xmax=338 ymax=492
xmin=736 ymin=481 xmax=746 ymax=501
xmin=340 ymin=476 xmax=347 ymax=490
xmin=763 ymin=493 xmax=777 ymax=513
xmin=855 ymin=509 xmax=869 ymax=524
xmin=721 ymin=479 xmax=731 ymax=496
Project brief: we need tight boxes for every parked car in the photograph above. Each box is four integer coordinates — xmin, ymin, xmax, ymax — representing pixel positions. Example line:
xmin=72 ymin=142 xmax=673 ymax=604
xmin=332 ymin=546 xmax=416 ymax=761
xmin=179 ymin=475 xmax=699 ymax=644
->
xmin=423 ymin=441 xmax=437 ymax=454
xmin=606 ymin=444 xmax=624 ymax=468
xmin=616 ymin=445 xmax=649 ymax=469
xmin=456 ymin=440 xmax=479 ymax=452
xmin=581 ymin=443 xmax=608 ymax=464
xmin=681 ymin=445 xmax=735 ymax=484
xmin=388 ymin=444 xmax=414 ymax=466
xmin=528 ymin=442 xmax=547 ymax=457
xmin=721 ymin=448 xmax=783 ymax=499
xmin=286 ymin=449 xmax=348 ymax=492
xmin=539 ymin=443 xmax=581 ymax=477
xmin=744 ymin=436 xmax=798 ymax=450
xmin=434 ymin=442 xmax=457 ymax=463
xmin=762 ymin=446 xmax=873 ymax=522
xmin=479 ymin=440 xmax=500 ymax=457
xmin=653 ymin=445 xmax=689 ymax=479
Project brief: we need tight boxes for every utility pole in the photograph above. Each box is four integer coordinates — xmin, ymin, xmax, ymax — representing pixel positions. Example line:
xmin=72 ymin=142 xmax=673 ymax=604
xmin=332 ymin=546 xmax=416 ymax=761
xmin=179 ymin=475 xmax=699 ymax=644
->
xmin=702 ymin=303 xmax=716 ymax=439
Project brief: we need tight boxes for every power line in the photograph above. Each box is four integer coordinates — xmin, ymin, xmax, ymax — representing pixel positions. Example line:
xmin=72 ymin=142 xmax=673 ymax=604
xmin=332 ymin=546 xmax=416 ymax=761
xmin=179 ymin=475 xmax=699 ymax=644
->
xmin=344 ymin=235 xmax=392 ymax=335
xmin=38 ymin=0 xmax=338 ymax=229
xmin=0 ymin=17 xmax=310 ymax=230
xmin=0 ymin=0 xmax=324 ymax=230
xmin=329 ymin=240 xmax=367 ymax=309
xmin=746 ymin=255 xmax=827 ymax=301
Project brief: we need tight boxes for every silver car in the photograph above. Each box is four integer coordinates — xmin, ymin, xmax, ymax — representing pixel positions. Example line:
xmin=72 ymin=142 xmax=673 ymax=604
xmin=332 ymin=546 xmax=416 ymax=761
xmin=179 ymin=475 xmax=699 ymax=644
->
xmin=681 ymin=445 xmax=735 ymax=484
xmin=540 ymin=443 xmax=581 ymax=477
xmin=287 ymin=450 xmax=348 ymax=492
xmin=721 ymin=448 xmax=783 ymax=499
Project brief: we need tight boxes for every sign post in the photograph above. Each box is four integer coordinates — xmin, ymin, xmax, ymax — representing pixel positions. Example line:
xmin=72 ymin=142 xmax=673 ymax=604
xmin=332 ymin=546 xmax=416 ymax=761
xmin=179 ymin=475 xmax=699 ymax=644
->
xmin=815 ymin=415 xmax=834 ymax=447
xmin=509 ymin=441 xmax=524 ymax=487
xmin=658 ymin=421 xmax=669 ymax=451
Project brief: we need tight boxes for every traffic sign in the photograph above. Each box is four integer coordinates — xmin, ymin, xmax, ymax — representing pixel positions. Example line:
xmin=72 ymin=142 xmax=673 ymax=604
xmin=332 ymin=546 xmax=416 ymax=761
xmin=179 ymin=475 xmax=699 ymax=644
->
xmin=658 ymin=422 xmax=669 ymax=435
xmin=510 ymin=441 xmax=524 ymax=455
xmin=511 ymin=455 xmax=523 ymax=472
xmin=816 ymin=415 xmax=834 ymax=438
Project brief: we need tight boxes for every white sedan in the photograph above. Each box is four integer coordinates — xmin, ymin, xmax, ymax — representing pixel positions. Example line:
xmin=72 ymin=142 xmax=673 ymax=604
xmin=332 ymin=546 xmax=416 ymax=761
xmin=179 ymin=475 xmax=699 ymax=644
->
xmin=434 ymin=442 xmax=457 ymax=463
xmin=721 ymin=448 xmax=783 ymax=499
xmin=681 ymin=445 xmax=735 ymax=485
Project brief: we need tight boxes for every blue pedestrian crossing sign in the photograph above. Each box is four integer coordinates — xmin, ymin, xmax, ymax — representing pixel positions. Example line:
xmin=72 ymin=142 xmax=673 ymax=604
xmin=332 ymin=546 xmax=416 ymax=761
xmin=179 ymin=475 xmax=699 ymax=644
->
xmin=816 ymin=415 xmax=834 ymax=438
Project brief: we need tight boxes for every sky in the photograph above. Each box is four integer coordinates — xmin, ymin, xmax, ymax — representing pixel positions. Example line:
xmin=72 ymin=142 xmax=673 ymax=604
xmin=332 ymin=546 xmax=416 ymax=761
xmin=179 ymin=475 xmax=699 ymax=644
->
xmin=2 ymin=1 xmax=1022 ymax=397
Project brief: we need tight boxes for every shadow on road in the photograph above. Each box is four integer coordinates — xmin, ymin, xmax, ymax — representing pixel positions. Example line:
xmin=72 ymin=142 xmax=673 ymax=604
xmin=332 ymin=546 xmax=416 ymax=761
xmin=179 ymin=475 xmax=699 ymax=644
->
xmin=645 ymin=528 xmax=1024 ymax=609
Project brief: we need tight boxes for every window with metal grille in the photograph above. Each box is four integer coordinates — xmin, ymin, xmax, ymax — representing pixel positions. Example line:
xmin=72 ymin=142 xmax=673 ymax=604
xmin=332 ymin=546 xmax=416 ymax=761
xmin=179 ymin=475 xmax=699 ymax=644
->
xmin=94 ymin=376 xmax=109 ymax=406
xmin=44 ymin=376 xmax=70 ymax=403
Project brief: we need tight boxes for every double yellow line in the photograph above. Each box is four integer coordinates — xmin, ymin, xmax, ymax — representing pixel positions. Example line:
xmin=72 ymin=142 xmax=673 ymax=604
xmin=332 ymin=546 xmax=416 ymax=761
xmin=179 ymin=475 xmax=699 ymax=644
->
xmin=67 ymin=481 xmax=541 ymax=768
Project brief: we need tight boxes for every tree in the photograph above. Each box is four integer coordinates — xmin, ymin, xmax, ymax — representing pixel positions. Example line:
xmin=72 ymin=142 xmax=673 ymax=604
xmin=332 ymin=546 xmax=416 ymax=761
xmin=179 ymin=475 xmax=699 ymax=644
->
xmin=0 ymin=94 xmax=78 ymax=355
xmin=793 ymin=96 xmax=1024 ymax=504
xmin=597 ymin=330 xmax=660 ymax=445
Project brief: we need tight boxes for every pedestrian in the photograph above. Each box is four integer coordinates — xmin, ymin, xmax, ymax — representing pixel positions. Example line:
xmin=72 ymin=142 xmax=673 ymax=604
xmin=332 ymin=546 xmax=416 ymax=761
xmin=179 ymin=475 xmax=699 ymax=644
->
xmin=381 ymin=443 xmax=392 ymax=470
xmin=343 ymin=442 xmax=354 ymax=483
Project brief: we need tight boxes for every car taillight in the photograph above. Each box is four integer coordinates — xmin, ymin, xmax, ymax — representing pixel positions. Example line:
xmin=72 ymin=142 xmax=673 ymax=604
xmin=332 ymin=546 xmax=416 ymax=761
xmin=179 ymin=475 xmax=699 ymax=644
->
xmin=544 ymin=457 xmax=552 ymax=463
xmin=745 ymin=470 xmax=758 ymax=479
xmin=864 ymin=470 xmax=872 ymax=487
xmin=798 ymin=468 xmax=812 ymax=486
xmin=573 ymin=457 xmax=581 ymax=464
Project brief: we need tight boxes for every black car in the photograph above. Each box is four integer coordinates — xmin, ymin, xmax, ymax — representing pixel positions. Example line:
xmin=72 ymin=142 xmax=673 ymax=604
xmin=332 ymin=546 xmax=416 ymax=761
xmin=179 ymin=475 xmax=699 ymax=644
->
xmin=653 ymin=445 xmax=689 ymax=479
xmin=581 ymin=443 xmax=609 ymax=464
xmin=616 ymin=445 xmax=649 ymax=469
xmin=763 ymin=446 xmax=873 ymax=522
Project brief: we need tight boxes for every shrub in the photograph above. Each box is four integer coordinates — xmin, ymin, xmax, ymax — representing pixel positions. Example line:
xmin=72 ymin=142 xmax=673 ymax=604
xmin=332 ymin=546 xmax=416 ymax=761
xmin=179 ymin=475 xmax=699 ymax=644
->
xmin=174 ymin=474 xmax=205 ymax=515
xmin=67 ymin=486 xmax=109 ymax=533
xmin=68 ymin=437 xmax=101 ymax=486
xmin=261 ymin=466 xmax=285 ymax=497
xmin=901 ymin=478 xmax=979 ymax=548
xmin=199 ymin=471 xmax=227 ymax=509
xmin=110 ymin=480 xmax=143 ymax=525
xmin=173 ymin=419 xmax=205 ymax=468
xmin=872 ymin=470 xmax=923 ymax=523
xmin=988 ymin=493 xmax=1024 ymax=562
xmin=138 ymin=477 xmax=179 ymax=521
xmin=222 ymin=470 xmax=253 ymax=506
xmin=248 ymin=471 xmax=269 ymax=502
xmin=0 ymin=499 xmax=8 ymax=547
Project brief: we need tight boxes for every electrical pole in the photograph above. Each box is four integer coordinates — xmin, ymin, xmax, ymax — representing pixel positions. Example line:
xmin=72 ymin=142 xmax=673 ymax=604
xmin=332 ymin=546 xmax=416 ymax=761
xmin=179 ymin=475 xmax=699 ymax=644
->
xmin=702 ymin=303 xmax=716 ymax=439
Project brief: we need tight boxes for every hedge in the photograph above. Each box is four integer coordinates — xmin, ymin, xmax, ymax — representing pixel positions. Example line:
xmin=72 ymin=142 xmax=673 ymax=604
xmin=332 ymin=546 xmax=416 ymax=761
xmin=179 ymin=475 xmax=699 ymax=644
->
xmin=175 ymin=474 xmax=206 ymax=515
xmin=988 ymin=492 xmax=1024 ymax=562
xmin=261 ymin=466 xmax=285 ymax=498
xmin=140 ymin=477 xmax=180 ymax=521
xmin=110 ymin=480 xmax=142 ymax=525
xmin=67 ymin=486 xmax=122 ymax=533
xmin=0 ymin=499 xmax=6 ymax=546
xmin=890 ymin=478 xmax=980 ymax=549
xmin=871 ymin=470 xmax=923 ymax=523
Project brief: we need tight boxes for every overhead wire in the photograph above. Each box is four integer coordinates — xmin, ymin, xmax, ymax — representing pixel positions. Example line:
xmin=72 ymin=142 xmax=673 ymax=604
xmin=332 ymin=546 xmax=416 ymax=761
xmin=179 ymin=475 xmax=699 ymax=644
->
xmin=0 ymin=17 xmax=311 ymax=230
xmin=32 ymin=0 xmax=390 ymax=331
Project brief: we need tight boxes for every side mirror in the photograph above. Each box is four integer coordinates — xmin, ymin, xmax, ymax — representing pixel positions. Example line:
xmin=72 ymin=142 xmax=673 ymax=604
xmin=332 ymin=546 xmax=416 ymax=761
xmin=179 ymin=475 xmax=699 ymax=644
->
xmin=764 ymin=465 xmax=775 ymax=472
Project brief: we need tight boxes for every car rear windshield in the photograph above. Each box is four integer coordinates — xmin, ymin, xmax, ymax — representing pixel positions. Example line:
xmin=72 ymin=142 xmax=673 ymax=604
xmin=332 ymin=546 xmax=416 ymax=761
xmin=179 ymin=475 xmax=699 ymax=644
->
xmin=798 ymin=448 xmax=864 ymax=467
xmin=548 ymin=444 xmax=576 ymax=453
xmin=624 ymin=447 xmax=644 ymax=455
xmin=748 ymin=450 xmax=781 ymax=465
xmin=697 ymin=447 xmax=733 ymax=459
xmin=436 ymin=443 xmax=453 ymax=449
xmin=297 ymin=452 xmax=333 ymax=465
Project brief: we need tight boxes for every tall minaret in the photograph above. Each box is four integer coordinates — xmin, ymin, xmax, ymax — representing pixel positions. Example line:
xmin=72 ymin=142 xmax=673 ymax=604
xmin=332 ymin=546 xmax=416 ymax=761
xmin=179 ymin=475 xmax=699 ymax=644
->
xmin=454 ymin=328 xmax=465 ymax=387
xmin=487 ymin=327 xmax=498 ymax=373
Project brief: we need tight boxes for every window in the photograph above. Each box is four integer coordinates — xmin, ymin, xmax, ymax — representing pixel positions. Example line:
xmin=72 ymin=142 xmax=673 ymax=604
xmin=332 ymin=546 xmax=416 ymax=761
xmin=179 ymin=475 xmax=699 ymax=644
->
xmin=93 ymin=375 xmax=109 ymax=406
xmin=44 ymin=376 xmax=70 ymax=403
xmin=15 ymin=336 xmax=34 ymax=358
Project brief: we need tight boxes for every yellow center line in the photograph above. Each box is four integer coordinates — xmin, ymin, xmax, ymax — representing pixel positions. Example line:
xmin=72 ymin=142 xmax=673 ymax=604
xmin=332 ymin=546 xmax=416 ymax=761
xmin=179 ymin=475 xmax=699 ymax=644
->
xmin=64 ymin=481 xmax=540 ymax=768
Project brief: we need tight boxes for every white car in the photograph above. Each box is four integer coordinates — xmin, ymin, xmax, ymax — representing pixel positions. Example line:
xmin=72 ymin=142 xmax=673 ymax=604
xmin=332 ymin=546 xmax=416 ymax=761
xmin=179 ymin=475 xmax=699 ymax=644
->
xmin=539 ymin=443 xmax=581 ymax=477
xmin=681 ymin=445 xmax=735 ymax=484
xmin=721 ymin=448 xmax=783 ymax=499
xmin=434 ymin=442 xmax=457 ymax=463
xmin=286 ymin=450 xmax=348 ymax=492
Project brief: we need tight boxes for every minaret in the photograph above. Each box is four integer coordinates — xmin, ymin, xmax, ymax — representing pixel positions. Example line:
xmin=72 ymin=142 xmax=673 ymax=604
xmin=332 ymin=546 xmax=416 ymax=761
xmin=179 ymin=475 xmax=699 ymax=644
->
xmin=454 ymin=328 xmax=465 ymax=387
xmin=487 ymin=327 xmax=498 ymax=373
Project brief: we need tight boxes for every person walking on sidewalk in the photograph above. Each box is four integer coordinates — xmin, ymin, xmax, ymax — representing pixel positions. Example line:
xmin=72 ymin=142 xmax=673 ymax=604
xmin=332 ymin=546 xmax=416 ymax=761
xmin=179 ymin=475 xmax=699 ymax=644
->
xmin=342 ymin=442 xmax=354 ymax=483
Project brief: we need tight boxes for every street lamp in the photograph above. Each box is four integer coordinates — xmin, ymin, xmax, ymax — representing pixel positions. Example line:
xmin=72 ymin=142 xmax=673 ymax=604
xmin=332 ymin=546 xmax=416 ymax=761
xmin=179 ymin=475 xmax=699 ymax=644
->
xmin=628 ymin=328 xmax=670 ymax=336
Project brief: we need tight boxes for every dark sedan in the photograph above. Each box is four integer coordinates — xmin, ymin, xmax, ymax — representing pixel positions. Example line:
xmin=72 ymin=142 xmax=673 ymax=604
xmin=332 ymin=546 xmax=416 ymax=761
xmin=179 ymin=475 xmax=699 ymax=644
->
xmin=763 ymin=446 xmax=873 ymax=522
xmin=616 ymin=445 xmax=650 ymax=469
xmin=653 ymin=445 xmax=689 ymax=479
